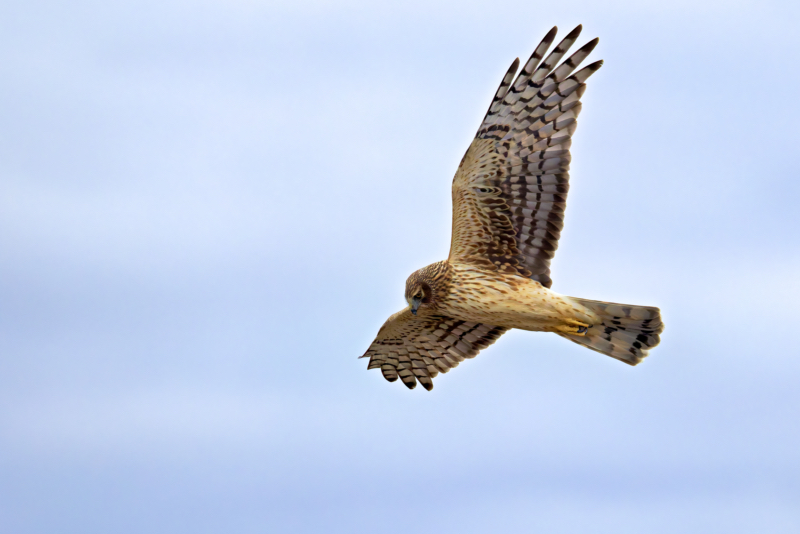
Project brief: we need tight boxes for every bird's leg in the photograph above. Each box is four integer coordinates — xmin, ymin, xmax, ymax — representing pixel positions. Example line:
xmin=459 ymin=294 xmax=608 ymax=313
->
xmin=555 ymin=319 xmax=592 ymax=336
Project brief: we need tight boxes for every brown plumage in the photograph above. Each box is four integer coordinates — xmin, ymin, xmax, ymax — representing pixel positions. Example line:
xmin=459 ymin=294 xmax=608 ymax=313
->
xmin=361 ymin=25 xmax=664 ymax=391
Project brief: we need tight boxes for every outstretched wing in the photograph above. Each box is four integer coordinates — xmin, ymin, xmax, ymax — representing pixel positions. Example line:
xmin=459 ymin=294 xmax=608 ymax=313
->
xmin=360 ymin=308 xmax=507 ymax=391
xmin=449 ymin=25 xmax=602 ymax=288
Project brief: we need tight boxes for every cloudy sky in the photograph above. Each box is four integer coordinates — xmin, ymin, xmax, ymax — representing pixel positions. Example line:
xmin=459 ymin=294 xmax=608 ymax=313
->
xmin=1 ymin=0 xmax=799 ymax=532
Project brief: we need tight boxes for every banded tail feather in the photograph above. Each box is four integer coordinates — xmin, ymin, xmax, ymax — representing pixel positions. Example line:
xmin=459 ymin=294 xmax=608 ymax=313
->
xmin=560 ymin=298 xmax=664 ymax=365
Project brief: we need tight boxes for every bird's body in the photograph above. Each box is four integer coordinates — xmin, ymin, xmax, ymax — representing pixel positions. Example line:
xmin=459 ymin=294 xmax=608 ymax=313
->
xmin=413 ymin=260 xmax=597 ymax=335
xmin=361 ymin=25 xmax=664 ymax=390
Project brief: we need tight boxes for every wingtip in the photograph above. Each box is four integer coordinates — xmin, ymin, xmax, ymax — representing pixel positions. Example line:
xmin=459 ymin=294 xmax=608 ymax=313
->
xmin=586 ymin=59 xmax=604 ymax=71
xmin=565 ymin=24 xmax=583 ymax=40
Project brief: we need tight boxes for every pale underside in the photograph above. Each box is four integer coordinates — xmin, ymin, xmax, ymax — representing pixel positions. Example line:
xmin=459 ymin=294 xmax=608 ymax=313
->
xmin=431 ymin=262 xmax=599 ymax=333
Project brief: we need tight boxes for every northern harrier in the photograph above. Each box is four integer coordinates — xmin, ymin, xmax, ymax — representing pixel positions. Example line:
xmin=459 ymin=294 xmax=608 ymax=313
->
xmin=361 ymin=26 xmax=664 ymax=390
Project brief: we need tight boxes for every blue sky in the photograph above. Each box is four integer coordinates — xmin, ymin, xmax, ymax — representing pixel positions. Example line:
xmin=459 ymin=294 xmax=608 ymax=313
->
xmin=1 ymin=1 xmax=799 ymax=532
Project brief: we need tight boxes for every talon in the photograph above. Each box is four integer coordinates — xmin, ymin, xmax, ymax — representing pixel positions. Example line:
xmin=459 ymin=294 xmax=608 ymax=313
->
xmin=555 ymin=320 xmax=591 ymax=336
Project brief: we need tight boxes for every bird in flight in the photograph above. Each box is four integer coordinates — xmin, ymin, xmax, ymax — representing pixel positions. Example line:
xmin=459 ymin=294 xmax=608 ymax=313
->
xmin=361 ymin=25 xmax=664 ymax=391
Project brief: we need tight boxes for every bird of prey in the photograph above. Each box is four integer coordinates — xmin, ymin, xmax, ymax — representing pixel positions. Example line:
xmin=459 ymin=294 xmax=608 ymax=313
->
xmin=360 ymin=25 xmax=664 ymax=391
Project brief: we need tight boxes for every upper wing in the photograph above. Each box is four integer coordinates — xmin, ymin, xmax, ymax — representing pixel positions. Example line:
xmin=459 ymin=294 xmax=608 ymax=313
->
xmin=360 ymin=308 xmax=507 ymax=391
xmin=449 ymin=25 xmax=602 ymax=288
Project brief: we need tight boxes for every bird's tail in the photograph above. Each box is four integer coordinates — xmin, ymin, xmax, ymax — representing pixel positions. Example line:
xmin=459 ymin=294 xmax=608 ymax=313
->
xmin=559 ymin=297 xmax=664 ymax=365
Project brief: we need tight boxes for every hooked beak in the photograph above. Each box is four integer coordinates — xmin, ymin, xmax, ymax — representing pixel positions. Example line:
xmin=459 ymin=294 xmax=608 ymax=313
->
xmin=409 ymin=296 xmax=422 ymax=316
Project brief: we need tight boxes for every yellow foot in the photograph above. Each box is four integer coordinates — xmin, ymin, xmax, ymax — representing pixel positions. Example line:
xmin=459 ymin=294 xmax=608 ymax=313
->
xmin=556 ymin=319 xmax=592 ymax=336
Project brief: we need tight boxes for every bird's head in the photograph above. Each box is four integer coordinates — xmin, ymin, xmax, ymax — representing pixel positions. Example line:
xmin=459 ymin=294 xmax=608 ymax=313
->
xmin=404 ymin=261 xmax=452 ymax=316
xmin=404 ymin=272 xmax=433 ymax=316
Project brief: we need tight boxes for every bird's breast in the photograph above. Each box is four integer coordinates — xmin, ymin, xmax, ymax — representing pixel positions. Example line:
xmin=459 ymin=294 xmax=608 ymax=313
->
xmin=435 ymin=264 xmax=588 ymax=331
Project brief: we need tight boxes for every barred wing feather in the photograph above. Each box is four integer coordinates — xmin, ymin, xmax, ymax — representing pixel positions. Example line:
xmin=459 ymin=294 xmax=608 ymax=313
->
xmin=360 ymin=309 xmax=507 ymax=390
xmin=449 ymin=25 xmax=602 ymax=288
